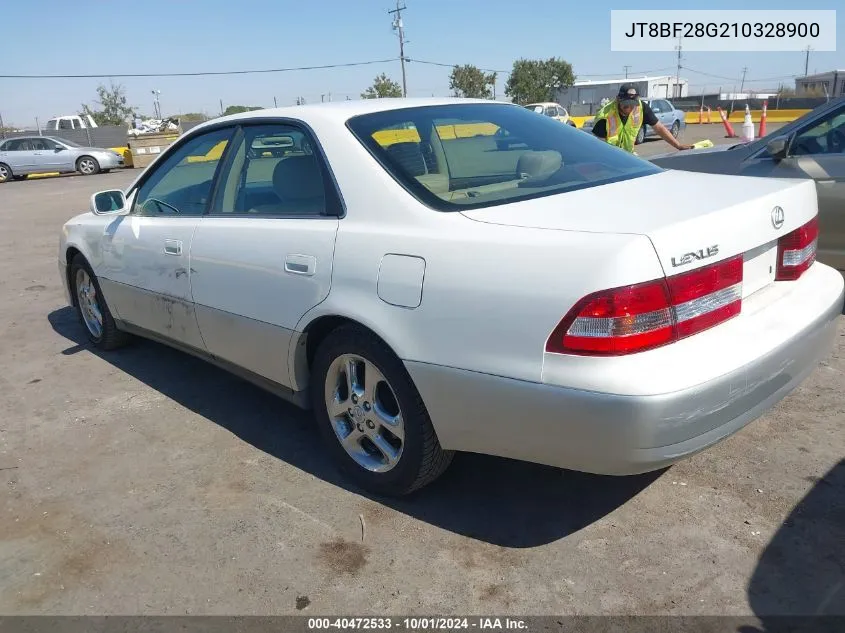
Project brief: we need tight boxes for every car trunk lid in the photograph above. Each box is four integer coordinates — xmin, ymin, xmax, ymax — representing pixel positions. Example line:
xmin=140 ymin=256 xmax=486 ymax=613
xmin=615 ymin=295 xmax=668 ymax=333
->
xmin=460 ymin=170 xmax=819 ymax=298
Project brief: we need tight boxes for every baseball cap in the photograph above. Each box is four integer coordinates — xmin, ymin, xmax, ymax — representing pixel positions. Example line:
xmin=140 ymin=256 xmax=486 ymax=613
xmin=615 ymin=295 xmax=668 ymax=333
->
xmin=617 ymin=83 xmax=639 ymax=106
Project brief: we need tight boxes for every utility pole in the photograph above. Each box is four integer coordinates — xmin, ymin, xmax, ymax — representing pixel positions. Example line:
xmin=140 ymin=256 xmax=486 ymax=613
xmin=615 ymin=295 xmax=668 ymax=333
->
xmin=803 ymin=46 xmax=812 ymax=76
xmin=219 ymin=99 xmax=224 ymax=116
xmin=388 ymin=0 xmax=408 ymax=97
xmin=623 ymin=65 xmax=631 ymax=79
xmin=273 ymin=96 xmax=277 ymax=107
xmin=740 ymin=67 xmax=748 ymax=95
xmin=674 ymin=36 xmax=682 ymax=98
xmin=0 ymin=111 xmax=5 ymax=139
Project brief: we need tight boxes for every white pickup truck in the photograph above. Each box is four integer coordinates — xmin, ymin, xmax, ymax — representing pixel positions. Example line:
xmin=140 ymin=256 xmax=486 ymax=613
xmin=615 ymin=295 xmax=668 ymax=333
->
xmin=44 ymin=114 xmax=98 ymax=131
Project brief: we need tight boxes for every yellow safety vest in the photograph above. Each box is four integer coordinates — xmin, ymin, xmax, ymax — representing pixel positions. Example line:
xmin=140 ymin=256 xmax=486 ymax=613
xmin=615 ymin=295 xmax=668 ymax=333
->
xmin=594 ymin=99 xmax=643 ymax=153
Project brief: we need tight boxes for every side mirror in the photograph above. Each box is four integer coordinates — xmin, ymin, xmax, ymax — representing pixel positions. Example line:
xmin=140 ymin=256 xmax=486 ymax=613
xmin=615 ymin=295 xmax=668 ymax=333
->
xmin=54 ymin=147 xmax=64 ymax=152
xmin=90 ymin=190 xmax=128 ymax=215
xmin=766 ymin=135 xmax=790 ymax=161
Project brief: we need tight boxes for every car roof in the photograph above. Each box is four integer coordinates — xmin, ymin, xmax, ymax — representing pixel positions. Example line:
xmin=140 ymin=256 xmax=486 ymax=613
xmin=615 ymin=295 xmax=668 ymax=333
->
xmin=191 ymin=97 xmax=497 ymax=131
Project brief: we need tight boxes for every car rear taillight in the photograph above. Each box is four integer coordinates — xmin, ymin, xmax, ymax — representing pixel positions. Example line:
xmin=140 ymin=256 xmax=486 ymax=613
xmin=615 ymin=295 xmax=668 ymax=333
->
xmin=776 ymin=216 xmax=818 ymax=281
xmin=546 ymin=255 xmax=743 ymax=356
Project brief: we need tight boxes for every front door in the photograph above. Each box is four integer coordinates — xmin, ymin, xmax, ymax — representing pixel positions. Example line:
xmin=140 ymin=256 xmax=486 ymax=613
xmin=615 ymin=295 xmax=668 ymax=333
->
xmin=189 ymin=122 xmax=341 ymax=388
xmin=98 ymin=125 xmax=236 ymax=349
xmin=33 ymin=137 xmax=74 ymax=171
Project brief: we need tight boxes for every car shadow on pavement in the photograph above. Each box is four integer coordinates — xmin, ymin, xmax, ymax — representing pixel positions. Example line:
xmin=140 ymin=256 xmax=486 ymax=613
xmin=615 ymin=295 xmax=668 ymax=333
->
xmin=741 ymin=459 xmax=845 ymax=632
xmin=49 ymin=306 xmax=661 ymax=548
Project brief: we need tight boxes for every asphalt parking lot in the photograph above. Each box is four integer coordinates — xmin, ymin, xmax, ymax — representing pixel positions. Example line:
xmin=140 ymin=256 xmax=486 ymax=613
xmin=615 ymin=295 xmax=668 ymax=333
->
xmin=1 ymin=127 xmax=842 ymax=618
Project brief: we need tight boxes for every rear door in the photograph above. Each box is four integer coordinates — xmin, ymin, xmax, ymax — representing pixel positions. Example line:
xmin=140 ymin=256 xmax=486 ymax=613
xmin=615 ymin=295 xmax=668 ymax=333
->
xmin=189 ymin=122 xmax=341 ymax=388
xmin=2 ymin=139 xmax=38 ymax=172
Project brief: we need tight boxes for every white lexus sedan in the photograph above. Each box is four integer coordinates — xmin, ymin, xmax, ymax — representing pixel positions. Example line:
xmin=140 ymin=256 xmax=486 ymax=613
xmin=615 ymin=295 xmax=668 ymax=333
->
xmin=58 ymin=98 xmax=844 ymax=496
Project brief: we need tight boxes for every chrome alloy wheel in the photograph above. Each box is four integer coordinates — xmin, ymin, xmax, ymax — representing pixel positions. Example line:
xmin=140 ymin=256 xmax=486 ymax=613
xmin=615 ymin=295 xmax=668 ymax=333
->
xmin=75 ymin=268 xmax=103 ymax=338
xmin=324 ymin=354 xmax=405 ymax=473
xmin=78 ymin=158 xmax=98 ymax=175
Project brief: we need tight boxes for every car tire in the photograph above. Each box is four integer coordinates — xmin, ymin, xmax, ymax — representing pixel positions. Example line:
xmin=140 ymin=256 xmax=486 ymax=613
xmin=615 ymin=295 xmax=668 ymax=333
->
xmin=70 ymin=255 xmax=131 ymax=351
xmin=76 ymin=156 xmax=100 ymax=176
xmin=671 ymin=121 xmax=680 ymax=138
xmin=311 ymin=324 xmax=454 ymax=496
xmin=635 ymin=127 xmax=645 ymax=145
xmin=0 ymin=163 xmax=11 ymax=183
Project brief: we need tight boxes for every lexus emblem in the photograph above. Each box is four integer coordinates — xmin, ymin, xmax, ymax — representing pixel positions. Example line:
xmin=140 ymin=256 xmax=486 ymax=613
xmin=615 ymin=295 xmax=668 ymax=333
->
xmin=771 ymin=206 xmax=785 ymax=230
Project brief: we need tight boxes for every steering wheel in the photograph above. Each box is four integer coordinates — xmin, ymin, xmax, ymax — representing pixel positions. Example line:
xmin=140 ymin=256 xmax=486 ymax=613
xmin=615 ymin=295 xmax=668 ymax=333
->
xmin=826 ymin=127 xmax=845 ymax=154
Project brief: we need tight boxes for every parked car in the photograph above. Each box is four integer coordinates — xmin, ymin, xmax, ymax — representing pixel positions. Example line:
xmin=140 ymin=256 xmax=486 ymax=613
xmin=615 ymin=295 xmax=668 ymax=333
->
xmin=649 ymin=96 xmax=845 ymax=273
xmin=524 ymin=102 xmax=577 ymax=127
xmin=0 ymin=136 xmax=124 ymax=182
xmin=58 ymin=98 xmax=843 ymax=496
xmin=581 ymin=98 xmax=687 ymax=144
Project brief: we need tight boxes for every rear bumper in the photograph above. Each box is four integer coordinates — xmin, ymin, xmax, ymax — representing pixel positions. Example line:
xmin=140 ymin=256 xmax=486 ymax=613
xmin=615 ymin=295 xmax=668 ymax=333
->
xmin=407 ymin=265 xmax=843 ymax=475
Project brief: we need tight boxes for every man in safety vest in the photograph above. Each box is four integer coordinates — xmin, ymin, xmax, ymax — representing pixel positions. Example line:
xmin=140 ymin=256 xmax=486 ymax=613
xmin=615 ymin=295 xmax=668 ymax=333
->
xmin=592 ymin=84 xmax=693 ymax=153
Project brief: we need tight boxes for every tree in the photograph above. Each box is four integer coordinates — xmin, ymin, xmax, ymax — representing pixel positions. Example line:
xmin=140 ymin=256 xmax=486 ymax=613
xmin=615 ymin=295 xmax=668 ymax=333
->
xmin=449 ymin=64 xmax=497 ymax=99
xmin=222 ymin=105 xmax=263 ymax=116
xmin=361 ymin=73 xmax=403 ymax=99
xmin=172 ymin=112 xmax=208 ymax=121
xmin=504 ymin=58 xmax=576 ymax=105
xmin=81 ymin=81 xmax=135 ymax=125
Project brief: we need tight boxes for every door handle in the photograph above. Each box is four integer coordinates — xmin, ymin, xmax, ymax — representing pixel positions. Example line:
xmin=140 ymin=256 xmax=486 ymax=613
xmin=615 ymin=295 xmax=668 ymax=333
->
xmin=285 ymin=254 xmax=316 ymax=276
xmin=164 ymin=239 xmax=182 ymax=256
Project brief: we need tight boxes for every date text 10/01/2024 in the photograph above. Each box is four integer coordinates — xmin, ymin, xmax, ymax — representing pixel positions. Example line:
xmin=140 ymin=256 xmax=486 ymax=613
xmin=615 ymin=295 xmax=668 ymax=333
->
xmin=624 ymin=22 xmax=820 ymax=38
xmin=307 ymin=617 xmax=528 ymax=630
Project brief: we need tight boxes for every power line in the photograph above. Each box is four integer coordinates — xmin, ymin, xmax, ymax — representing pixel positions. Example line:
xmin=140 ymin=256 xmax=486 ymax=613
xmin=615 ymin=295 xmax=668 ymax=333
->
xmin=407 ymin=58 xmax=509 ymax=74
xmin=0 ymin=58 xmax=400 ymax=79
xmin=684 ymin=66 xmax=799 ymax=83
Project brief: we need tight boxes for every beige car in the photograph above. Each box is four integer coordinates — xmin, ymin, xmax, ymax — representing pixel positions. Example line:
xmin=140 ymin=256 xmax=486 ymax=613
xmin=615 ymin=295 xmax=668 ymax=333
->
xmin=650 ymin=97 xmax=845 ymax=273
xmin=524 ymin=102 xmax=577 ymax=127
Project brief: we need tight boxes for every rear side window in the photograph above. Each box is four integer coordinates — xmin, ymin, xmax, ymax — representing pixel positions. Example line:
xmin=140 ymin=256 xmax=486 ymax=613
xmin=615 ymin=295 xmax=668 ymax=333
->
xmin=347 ymin=103 xmax=660 ymax=211
xmin=213 ymin=124 xmax=328 ymax=216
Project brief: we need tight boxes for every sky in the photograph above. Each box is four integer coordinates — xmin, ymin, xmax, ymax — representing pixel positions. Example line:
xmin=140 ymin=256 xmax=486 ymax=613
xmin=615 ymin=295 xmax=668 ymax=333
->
xmin=1 ymin=0 xmax=842 ymax=127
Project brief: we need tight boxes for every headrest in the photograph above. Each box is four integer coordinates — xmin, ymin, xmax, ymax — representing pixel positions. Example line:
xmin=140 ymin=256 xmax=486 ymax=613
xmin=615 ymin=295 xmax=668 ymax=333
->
xmin=385 ymin=141 xmax=427 ymax=177
xmin=272 ymin=155 xmax=324 ymax=200
xmin=516 ymin=150 xmax=562 ymax=180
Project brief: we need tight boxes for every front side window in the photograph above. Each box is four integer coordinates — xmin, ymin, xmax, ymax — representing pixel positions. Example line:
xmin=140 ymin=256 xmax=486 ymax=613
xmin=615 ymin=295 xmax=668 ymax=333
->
xmin=213 ymin=124 xmax=327 ymax=216
xmin=58 ymin=119 xmax=73 ymax=130
xmin=133 ymin=126 xmax=234 ymax=217
xmin=790 ymin=107 xmax=845 ymax=156
xmin=29 ymin=138 xmax=57 ymax=151
xmin=347 ymin=103 xmax=661 ymax=211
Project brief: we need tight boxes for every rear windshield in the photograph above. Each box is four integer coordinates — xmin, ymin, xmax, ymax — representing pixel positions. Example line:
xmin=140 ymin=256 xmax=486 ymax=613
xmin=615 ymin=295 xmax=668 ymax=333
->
xmin=346 ymin=103 xmax=661 ymax=211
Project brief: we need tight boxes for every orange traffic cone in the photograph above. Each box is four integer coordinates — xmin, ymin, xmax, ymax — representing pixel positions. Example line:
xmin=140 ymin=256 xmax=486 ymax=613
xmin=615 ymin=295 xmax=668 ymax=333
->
xmin=717 ymin=106 xmax=737 ymax=138
xmin=758 ymin=100 xmax=768 ymax=138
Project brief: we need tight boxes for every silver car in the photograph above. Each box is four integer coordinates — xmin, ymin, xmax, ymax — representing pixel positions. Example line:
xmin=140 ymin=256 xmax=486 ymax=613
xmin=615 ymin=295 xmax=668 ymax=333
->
xmin=0 ymin=136 xmax=124 ymax=182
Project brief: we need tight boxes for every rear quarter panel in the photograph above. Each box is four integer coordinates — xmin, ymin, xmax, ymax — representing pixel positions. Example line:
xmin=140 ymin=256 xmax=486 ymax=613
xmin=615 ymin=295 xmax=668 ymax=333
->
xmin=295 ymin=113 xmax=666 ymax=384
